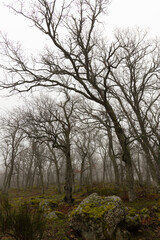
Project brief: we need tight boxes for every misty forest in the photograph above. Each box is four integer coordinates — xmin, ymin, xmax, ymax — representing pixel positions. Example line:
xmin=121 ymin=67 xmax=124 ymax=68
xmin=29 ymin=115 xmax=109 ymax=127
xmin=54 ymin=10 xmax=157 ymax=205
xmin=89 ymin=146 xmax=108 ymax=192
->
xmin=0 ymin=1 xmax=160 ymax=240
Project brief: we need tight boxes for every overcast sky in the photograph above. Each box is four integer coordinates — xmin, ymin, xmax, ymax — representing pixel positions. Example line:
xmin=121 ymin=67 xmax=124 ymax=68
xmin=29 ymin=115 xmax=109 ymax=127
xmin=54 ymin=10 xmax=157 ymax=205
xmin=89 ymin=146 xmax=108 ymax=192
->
xmin=0 ymin=0 xmax=160 ymax=111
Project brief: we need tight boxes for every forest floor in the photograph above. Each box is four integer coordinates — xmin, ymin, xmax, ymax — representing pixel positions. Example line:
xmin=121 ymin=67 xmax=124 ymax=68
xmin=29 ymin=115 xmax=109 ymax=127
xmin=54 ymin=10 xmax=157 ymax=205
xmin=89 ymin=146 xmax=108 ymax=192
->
xmin=0 ymin=184 xmax=160 ymax=240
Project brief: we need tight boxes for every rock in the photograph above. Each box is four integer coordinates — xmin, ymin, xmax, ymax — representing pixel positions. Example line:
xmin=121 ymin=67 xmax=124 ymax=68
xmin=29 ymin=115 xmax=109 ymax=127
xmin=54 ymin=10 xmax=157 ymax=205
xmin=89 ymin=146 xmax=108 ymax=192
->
xmin=39 ymin=199 xmax=51 ymax=213
xmin=55 ymin=211 xmax=65 ymax=219
xmin=125 ymin=207 xmax=141 ymax=230
xmin=39 ymin=199 xmax=58 ymax=220
xmin=70 ymin=193 xmax=126 ymax=240
xmin=47 ymin=211 xmax=58 ymax=220
xmin=115 ymin=227 xmax=131 ymax=240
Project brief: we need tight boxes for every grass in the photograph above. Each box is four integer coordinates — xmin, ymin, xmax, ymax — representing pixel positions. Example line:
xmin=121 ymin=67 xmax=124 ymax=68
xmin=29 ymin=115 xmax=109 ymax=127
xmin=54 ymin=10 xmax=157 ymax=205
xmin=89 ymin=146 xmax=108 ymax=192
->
xmin=0 ymin=184 xmax=160 ymax=239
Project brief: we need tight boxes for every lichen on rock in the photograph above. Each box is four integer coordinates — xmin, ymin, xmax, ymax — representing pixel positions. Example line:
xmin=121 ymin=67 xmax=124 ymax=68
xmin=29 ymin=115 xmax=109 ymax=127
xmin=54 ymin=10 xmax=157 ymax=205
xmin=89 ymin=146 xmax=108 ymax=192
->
xmin=70 ymin=193 xmax=126 ymax=240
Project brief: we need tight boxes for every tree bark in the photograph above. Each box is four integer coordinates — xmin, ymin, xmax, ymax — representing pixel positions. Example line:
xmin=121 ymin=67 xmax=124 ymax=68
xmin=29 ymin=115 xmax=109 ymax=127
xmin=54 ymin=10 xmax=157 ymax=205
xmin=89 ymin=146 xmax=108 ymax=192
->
xmin=64 ymin=150 xmax=73 ymax=203
xmin=104 ymin=103 xmax=136 ymax=201
xmin=64 ymin=130 xmax=74 ymax=203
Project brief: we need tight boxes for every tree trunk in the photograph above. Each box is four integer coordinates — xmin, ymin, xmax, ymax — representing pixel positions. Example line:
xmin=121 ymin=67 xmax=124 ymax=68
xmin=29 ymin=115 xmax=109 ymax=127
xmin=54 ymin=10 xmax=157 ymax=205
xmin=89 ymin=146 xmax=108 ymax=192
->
xmin=88 ymin=157 xmax=93 ymax=187
xmin=54 ymin=160 xmax=61 ymax=194
xmin=79 ymin=155 xmax=85 ymax=191
xmin=25 ymin=156 xmax=34 ymax=189
xmin=16 ymin=163 xmax=20 ymax=190
xmin=2 ymin=164 xmax=9 ymax=192
xmin=47 ymin=146 xmax=62 ymax=193
xmin=64 ymin=142 xmax=73 ymax=203
xmin=4 ymin=157 xmax=15 ymax=192
xmin=132 ymin=161 xmax=143 ymax=186
xmin=124 ymin=151 xmax=135 ymax=201
xmin=105 ymin=104 xmax=136 ymax=201
xmin=102 ymin=152 xmax=106 ymax=184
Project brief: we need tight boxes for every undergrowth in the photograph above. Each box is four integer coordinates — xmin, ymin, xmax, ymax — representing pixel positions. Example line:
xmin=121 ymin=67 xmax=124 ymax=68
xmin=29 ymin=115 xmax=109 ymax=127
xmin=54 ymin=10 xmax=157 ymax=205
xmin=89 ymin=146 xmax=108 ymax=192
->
xmin=0 ymin=194 xmax=46 ymax=240
xmin=0 ymin=184 xmax=160 ymax=240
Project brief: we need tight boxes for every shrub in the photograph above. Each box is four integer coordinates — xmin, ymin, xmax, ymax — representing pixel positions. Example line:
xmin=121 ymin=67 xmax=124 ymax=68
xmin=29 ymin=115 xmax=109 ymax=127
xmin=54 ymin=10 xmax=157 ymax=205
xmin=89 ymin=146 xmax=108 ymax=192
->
xmin=0 ymin=194 xmax=13 ymax=233
xmin=0 ymin=194 xmax=46 ymax=240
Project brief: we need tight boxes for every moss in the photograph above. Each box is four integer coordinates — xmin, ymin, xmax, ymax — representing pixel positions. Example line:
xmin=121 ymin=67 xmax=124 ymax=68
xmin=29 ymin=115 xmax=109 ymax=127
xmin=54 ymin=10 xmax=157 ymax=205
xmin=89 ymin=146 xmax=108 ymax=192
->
xmin=29 ymin=198 xmax=41 ymax=206
xmin=70 ymin=201 xmax=115 ymax=221
xmin=46 ymin=211 xmax=58 ymax=220
xmin=82 ymin=203 xmax=115 ymax=220
xmin=48 ymin=200 xmax=58 ymax=210
xmin=55 ymin=211 xmax=65 ymax=219
xmin=156 ymin=212 xmax=160 ymax=221
xmin=152 ymin=205 xmax=158 ymax=212
xmin=37 ymin=195 xmax=45 ymax=199
xmin=140 ymin=208 xmax=150 ymax=214
xmin=80 ymin=189 xmax=87 ymax=197
xmin=157 ymin=198 xmax=160 ymax=206
xmin=125 ymin=207 xmax=141 ymax=230
xmin=74 ymin=199 xmax=82 ymax=205
xmin=126 ymin=207 xmax=137 ymax=216
xmin=140 ymin=208 xmax=150 ymax=219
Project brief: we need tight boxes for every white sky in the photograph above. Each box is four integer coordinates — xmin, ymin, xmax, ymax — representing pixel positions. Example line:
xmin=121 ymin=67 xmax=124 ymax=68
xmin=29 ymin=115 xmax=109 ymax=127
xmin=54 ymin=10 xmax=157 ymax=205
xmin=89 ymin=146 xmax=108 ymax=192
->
xmin=0 ymin=0 xmax=160 ymax=111
xmin=108 ymin=0 xmax=160 ymax=36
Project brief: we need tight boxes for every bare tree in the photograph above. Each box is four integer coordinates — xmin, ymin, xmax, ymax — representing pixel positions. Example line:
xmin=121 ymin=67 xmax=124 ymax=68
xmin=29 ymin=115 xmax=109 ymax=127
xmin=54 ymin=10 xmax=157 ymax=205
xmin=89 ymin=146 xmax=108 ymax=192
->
xmin=21 ymin=94 xmax=77 ymax=202
xmin=0 ymin=0 xmax=143 ymax=200
xmin=111 ymin=29 xmax=160 ymax=186
xmin=46 ymin=143 xmax=62 ymax=193
xmin=76 ymin=99 xmax=121 ymax=186
xmin=0 ymin=110 xmax=25 ymax=192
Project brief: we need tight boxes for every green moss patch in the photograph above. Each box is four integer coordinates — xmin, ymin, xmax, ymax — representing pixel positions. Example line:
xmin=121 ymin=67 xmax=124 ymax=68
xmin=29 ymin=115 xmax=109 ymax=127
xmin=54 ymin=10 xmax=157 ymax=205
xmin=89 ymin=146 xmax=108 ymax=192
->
xmin=125 ymin=207 xmax=141 ymax=230
xmin=55 ymin=211 xmax=65 ymax=219
xmin=71 ymin=202 xmax=115 ymax=220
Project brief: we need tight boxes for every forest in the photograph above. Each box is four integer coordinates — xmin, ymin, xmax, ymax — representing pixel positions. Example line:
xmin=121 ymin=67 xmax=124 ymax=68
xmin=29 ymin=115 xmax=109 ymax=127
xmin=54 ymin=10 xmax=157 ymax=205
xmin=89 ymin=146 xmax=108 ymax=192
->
xmin=0 ymin=0 xmax=160 ymax=239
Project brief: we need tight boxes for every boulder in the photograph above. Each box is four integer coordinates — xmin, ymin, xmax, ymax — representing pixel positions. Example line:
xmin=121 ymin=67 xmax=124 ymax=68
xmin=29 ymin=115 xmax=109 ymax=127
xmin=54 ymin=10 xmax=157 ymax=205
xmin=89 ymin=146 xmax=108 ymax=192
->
xmin=39 ymin=199 xmax=58 ymax=220
xmin=70 ymin=193 xmax=127 ymax=240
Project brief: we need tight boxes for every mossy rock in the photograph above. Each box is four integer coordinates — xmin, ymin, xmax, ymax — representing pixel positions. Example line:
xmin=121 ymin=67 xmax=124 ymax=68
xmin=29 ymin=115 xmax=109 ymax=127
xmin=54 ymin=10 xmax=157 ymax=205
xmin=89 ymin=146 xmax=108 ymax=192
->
xmin=46 ymin=211 xmax=58 ymax=220
xmin=70 ymin=193 xmax=125 ymax=240
xmin=125 ymin=207 xmax=141 ymax=230
xmin=55 ymin=211 xmax=65 ymax=219
xmin=152 ymin=205 xmax=159 ymax=212
xmin=48 ymin=200 xmax=58 ymax=210
xmin=140 ymin=208 xmax=150 ymax=219
xmin=39 ymin=199 xmax=52 ymax=213
xmin=29 ymin=198 xmax=41 ymax=206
